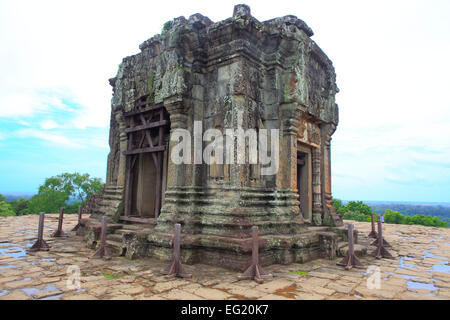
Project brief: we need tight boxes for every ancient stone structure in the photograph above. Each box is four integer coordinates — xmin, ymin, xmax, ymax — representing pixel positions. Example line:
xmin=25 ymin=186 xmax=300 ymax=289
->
xmin=83 ymin=4 xmax=346 ymax=270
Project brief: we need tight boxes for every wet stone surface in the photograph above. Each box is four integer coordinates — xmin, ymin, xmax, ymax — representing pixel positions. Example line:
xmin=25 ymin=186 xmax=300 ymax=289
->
xmin=0 ymin=215 xmax=449 ymax=300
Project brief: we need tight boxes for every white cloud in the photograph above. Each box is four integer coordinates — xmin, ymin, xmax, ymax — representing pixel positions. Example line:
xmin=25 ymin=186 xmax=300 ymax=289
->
xmin=1 ymin=0 xmax=449 ymax=201
xmin=39 ymin=119 xmax=59 ymax=130
xmin=15 ymin=128 xmax=86 ymax=149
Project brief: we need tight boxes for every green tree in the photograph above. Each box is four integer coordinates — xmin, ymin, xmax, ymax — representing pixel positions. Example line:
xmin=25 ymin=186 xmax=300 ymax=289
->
xmin=0 ymin=194 xmax=6 ymax=202
xmin=385 ymin=209 xmax=408 ymax=224
xmin=332 ymin=198 xmax=343 ymax=211
xmin=43 ymin=173 xmax=103 ymax=203
xmin=25 ymin=188 xmax=68 ymax=214
xmin=0 ymin=201 xmax=15 ymax=216
xmin=344 ymin=201 xmax=372 ymax=216
xmin=24 ymin=172 xmax=104 ymax=214
xmin=9 ymin=198 xmax=29 ymax=216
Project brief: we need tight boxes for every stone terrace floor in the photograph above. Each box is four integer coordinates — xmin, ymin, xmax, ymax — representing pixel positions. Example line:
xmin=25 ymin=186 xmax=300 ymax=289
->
xmin=0 ymin=214 xmax=449 ymax=300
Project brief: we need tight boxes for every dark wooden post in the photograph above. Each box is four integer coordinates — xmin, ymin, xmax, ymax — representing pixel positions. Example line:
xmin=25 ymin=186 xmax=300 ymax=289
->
xmin=161 ymin=224 xmax=192 ymax=278
xmin=337 ymin=223 xmax=365 ymax=270
xmin=72 ymin=206 xmax=83 ymax=231
xmin=368 ymin=212 xmax=378 ymax=238
xmin=370 ymin=218 xmax=394 ymax=259
xmin=237 ymin=226 xmax=273 ymax=284
xmin=370 ymin=217 xmax=391 ymax=247
xmin=91 ymin=216 xmax=112 ymax=260
xmin=51 ymin=208 xmax=67 ymax=237
xmin=29 ymin=213 xmax=50 ymax=252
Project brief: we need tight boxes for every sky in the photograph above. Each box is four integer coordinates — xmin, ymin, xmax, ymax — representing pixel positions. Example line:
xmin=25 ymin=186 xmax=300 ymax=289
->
xmin=0 ymin=0 xmax=449 ymax=202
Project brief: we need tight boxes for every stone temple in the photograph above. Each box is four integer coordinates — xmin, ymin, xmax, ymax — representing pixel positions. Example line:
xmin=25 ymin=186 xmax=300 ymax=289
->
xmin=81 ymin=4 xmax=348 ymax=270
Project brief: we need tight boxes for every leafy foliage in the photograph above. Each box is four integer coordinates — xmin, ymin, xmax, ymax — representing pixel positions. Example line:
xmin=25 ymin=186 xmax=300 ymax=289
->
xmin=0 ymin=201 xmax=15 ymax=216
xmin=369 ymin=203 xmax=450 ymax=227
xmin=25 ymin=187 xmax=69 ymax=214
xmin=162 ymin=20 xmax=173 ymax=33
xmin=332 ymin=198 xmax=448 ymax=228
xmin=22 ymin=173 xmax=103 ymax=214
xmin=9 ymin=198 xmax=29 ymax=216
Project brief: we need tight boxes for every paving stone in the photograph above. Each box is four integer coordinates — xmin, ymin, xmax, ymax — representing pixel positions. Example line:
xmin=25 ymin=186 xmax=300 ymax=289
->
xmin=326 ymin=282 xmax=355 ymax=294
xmin=62 ymin=293 xmax=99 ymax=300
xmin=257 ymin=294 xmax=294 ymax=300
xmin=0 ymin=290 xmax=30 ymax=300
xmin=162 ymin=289 xmax=204 ymax=300
xmin=109 ymin=294 xmax=134 ymax=300
xmin=32 ymin=290 xmax=63 ymax=299
xmin=294 ymin=292 xmax=326 ymax=300
xmin=0 ymin=215 xmax=449 ymax=301
xmin=226 ymin=286 xmax=266 ymax=299
xmin=255 ymin=279 xmax=296 ymax=293
xmin=307 ymin=271 xmax=340 ymax=280
xmin=152 ymin=280 xmax=190 ymax=293
xmin=120 ymin=285 xmax=147 ymax=295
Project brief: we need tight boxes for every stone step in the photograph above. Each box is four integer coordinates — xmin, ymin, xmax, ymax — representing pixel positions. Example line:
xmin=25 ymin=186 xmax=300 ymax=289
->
xmin=104 ymin=186 xmax=123 ymax=192
xmin=108 ymin=234 xmax=123 ymax=242
xmin=337 ymin=242 xmax=367 ymax=257
xmin=106 ymin=240 xmax=123 ymax=253
xmin=115 ymin=228 xmax=154 ymax=236
xmin=103 ymin=193 xmax=122 ymax=201
xmin=99 ymin=198 xmax=121 ymax=206
xmin=119 ymin=224 xmax=145 ymax=231
xmin=306 ymin=226 xmax=331 ymax=232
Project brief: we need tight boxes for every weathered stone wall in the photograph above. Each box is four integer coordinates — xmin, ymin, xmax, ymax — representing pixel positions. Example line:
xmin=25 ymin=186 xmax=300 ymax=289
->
xmin=96 ymin=4 xmax=343 ymax=269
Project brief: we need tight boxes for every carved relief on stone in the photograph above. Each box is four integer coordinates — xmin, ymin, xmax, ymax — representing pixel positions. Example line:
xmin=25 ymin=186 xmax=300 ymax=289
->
xmin=297 ymin=117 xmax=307 ymax=141
xmin=308 ymin=122 xmax=321 ymax=146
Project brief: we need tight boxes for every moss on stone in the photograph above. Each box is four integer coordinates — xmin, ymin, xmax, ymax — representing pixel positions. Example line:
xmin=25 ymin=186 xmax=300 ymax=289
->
xmin=291 ymin=270 xmax=308 ymax=276
xmin=147 ymin=72 xmax=155 ymax=105
xmin=162 ymin=20 xmax=173 ymax=33
xmin=113 ymin=199 xmax=124 ymax=223
xmin=102 ymin=272 xmax=121 ymax=280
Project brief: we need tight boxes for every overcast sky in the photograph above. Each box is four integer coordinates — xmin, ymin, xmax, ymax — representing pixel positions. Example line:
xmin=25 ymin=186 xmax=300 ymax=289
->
xmin=0 ymin=0 xmax=449 ymax=202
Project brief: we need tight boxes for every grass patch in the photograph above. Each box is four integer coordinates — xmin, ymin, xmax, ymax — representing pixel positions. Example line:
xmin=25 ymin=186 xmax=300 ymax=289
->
xmin=102 ymin=272 xmax=121 ymax=280
xmin=291 ymin=270 xmax=309 ymax=276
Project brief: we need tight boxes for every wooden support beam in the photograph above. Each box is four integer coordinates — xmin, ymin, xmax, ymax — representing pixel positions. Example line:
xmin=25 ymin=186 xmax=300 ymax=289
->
xmin=125 ymin=120 xmax=168 ymax=134
xmin=123 ymin=104 xmax=164 ymax=117
xmin=123 ymin=145 xmax=166 ymax=155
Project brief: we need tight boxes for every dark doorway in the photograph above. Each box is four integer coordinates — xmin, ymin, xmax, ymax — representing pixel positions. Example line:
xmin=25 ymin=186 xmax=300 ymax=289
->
xmin=122 ymin=96 xmax=170 ymax=224
xmin=297 ymin=151 xmax=311 ymax=221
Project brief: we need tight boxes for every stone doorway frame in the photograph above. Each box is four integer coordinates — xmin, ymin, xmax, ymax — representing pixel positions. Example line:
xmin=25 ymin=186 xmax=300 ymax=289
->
xmin=297 ymin=144 xmax=313 ymax=222
xmin=121 ymin=96 xmax=170 ymax=224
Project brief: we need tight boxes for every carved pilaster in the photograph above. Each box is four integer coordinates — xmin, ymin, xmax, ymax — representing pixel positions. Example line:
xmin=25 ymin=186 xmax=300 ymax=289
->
xmin=278 ymin=104 xmax=302 ymax=190
xmin=320 ymin=123 xmax=342 ymax=226
xmin=165 ymin=100 xmax=189 ymax=189
xmin=312 ymin=146 xmax=322 ymax=225
xmin=116 ymin=112 xmax=127 ymax=187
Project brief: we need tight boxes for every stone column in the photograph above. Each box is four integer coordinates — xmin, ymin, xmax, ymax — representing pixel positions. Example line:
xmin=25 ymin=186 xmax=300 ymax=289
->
xmin=278 ymin=104 xmax=302 ymax=190
xmin=320 ymin=123 xmax=339 ymax=226
xmin=116 ymin=112 xmax=127 ymax=187
xmin=312 ymin=147 xmax=323 ymax=225
xmin=165 ymin=100 xmax=188 ymax=188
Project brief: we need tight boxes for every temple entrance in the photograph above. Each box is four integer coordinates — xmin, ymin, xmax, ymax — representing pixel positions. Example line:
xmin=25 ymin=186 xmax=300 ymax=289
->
xmin=130 ymin=153 xmax=158 ymax=217
xmin=297 ymin=150 xmax=312 ymax=221
xmin=121 ymin=95 xmax=170 ymax=224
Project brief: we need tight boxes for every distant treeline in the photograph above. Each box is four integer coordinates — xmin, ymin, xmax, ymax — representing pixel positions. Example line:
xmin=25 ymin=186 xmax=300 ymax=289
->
xmin=334 ymin=199 xmax=449 ymax=228
xmin=365 ymin=203 xmax=450 ymax=227
xmin=0 ymin=173 xmax=103 ymax=217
